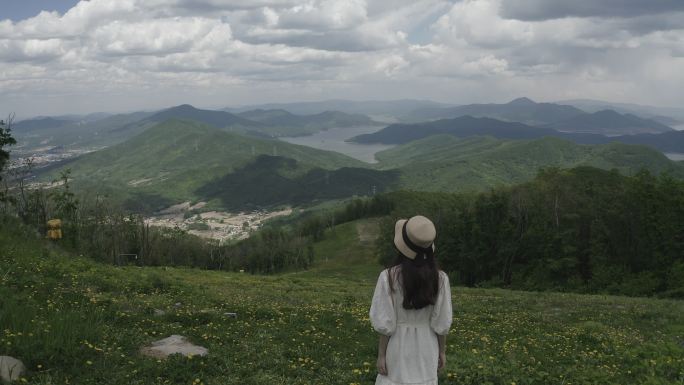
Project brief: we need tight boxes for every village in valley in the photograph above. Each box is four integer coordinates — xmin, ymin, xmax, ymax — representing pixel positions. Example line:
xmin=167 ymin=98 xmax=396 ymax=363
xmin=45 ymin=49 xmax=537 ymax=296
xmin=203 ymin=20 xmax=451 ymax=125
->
xmin=145 ymin=201 xmax=292 ymax=243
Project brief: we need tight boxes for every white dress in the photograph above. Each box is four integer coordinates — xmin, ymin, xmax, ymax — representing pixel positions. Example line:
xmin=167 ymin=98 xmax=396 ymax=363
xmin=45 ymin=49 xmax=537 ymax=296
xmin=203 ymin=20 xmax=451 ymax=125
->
xmin=369 ymin=268 xmax=453 ymax=385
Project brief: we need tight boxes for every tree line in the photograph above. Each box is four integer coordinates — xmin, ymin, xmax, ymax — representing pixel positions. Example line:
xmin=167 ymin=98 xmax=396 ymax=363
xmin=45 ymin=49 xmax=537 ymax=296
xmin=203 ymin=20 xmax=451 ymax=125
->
xmin=374 ymin=167 xmax=684 ymax=297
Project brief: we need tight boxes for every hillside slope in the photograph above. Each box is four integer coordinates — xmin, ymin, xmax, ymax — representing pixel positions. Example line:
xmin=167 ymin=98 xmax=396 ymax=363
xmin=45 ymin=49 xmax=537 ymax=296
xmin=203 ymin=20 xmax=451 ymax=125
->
xmin=197 ymin=156 xmax=397 ymax=209
xmin=2 ymin=218 xmax=683 ymax=384
xmin=377 ymin=135 xmax=684 ymax=191
xmin=41 ymin=119 xmax=388 ymax=210
xmin=142 ymin=104 xmax=261 ymax=130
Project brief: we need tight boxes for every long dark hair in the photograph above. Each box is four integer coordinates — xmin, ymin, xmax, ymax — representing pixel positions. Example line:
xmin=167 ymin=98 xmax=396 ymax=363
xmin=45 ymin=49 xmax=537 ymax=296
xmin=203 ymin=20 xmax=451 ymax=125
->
xmin=387 ymin=252 xmax=440 ymax=310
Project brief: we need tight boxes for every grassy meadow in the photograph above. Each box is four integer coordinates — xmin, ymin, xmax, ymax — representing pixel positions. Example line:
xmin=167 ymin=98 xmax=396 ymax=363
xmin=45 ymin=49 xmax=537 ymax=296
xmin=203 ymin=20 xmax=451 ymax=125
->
xmin=1 ymin=218 xmax=683 ymax=384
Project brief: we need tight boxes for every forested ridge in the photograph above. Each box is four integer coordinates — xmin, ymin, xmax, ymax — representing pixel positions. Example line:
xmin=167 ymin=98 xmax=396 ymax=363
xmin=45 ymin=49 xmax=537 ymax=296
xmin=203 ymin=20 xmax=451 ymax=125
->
xmin=371 ymin=167 xmax=684 ymax=297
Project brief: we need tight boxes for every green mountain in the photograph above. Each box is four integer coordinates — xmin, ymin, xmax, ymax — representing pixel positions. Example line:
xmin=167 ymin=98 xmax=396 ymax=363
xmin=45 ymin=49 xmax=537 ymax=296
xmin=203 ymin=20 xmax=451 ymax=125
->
xmin=42 ymin=119 xmax=393 ymax=211
xmin=142 ymin=104 xmax=261 ymax=130
xmin=236 ymin=109 xmax=377 ymax=136
xmin=351 ymin=115 xmax=558 ymax=144
xmin=38 ymin=119 xmax=684 ymax=211
xmin=197 ymin=155 xmax=397 ymax=209
xmin=17 ymin=104 xmax=364 ymax=152
xmin=376 ymin=135 xmax=684 ymax=192
xmin=352 ymin=115 xmax=684 ymax=153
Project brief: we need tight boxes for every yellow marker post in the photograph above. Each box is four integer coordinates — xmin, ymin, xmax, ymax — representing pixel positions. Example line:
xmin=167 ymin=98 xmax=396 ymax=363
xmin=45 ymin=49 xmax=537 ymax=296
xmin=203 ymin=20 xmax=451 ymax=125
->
xmin=47 ymin=219 xmax=62 ymax=240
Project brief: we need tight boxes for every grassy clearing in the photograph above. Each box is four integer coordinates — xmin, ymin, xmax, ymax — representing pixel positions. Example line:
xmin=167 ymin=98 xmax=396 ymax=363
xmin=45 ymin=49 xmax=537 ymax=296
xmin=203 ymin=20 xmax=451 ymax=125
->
xmin=1 ymin=218 xmax=683 ymax=384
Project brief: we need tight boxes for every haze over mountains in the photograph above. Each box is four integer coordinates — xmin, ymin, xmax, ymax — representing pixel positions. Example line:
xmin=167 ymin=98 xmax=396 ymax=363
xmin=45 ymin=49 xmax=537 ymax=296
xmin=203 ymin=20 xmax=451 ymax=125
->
xmin=545 ymin=109 xmax=673 ymax=135
xmin=235 ymin=109 xmax=378 ymax=136
xmin=224 ymin=99 xmax=453 ymax=120
xmin=404 ymin=97 xmax=583 ymax=125
xmin=351 ymin=112 xmax=684 ymax=153
xmin=12 ymin=104 xmax=381 ymax=153
xmin=401 ymin=97 xmax=675 ymax=135
xmin=558 ymin=99 xmax=684 ymax=126
xmin=13 ymin=96 xmax=684 ymax=212
xmin=14 ymin=97 xmax=679 ymax=151
xmin=37 ymin=119 xmax=684 ymax=212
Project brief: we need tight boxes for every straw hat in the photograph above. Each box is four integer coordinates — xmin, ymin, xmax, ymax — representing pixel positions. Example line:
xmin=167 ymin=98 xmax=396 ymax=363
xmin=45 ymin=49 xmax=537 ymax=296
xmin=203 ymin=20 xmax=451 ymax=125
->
xmin=394 ymin=215 xmax=436 ymax=260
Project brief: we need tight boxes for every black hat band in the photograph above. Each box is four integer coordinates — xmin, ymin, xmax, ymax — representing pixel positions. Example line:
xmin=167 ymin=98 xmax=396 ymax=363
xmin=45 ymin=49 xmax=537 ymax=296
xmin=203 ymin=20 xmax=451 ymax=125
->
xmin=402 ymin=220 xmax=434 ymax=260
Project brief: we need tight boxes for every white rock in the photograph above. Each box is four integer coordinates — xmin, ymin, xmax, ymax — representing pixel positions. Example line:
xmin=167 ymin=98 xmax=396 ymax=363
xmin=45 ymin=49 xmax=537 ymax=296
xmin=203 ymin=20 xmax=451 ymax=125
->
xmin=153 ymin=309 xmax=166 ymax=316
xmin=140 ymin=335 xmax=208 ymax=359
xmin=0 ymin=356 xmax=25 ymax=383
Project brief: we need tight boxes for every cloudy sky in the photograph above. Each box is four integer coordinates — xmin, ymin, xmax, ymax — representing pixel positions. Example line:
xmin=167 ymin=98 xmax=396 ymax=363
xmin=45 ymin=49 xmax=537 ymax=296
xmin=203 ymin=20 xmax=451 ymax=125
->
xmin=1 ymin=0 xmax=683 ymax=117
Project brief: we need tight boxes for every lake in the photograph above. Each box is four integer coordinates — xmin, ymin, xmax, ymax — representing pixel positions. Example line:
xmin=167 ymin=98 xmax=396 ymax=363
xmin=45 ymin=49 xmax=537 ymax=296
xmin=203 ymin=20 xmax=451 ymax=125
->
xmin=279 ymin=125 xmax=395 ymax=163
xmin=665 ymin=153 xmax=684 ymax=161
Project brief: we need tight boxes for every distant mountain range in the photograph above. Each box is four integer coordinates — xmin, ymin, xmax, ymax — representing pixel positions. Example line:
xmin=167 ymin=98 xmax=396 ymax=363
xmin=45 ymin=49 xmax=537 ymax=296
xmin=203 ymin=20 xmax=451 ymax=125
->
xmin=354 ymin=116 xmax=554 ymax=144
xmin=402 ymin=97 xmax=674 ymax=135
xmin=39 ymin=118 xmax=684 ymax=211
xmin=13 ymin=104 xmax=381 ymax=152
xmin=12 ymin=111 xmax=155 ymax=152
xmin=557 ymin=99 xmax=684 ymax=125
xmin=14 ymin=98 xmax=679 ymax=155
xmin=404 ymin=97 xmax=584 ymax=126
xmin=40 ymin=119 xmax=395 ymax=211
xmin=236 ymin=109 xmax=377 ymax=135
xmin=225 ymin=99 xmax=453 ymax=120
xmin=546 ymin=109 xmax=673 ymax=135
xmin=351 ymin=115 xmax=684 ymax=153
xmin=13 ymin=117 xmax=73 ymax=132
xmin=143 ymin=104 xmax=260 ymax=130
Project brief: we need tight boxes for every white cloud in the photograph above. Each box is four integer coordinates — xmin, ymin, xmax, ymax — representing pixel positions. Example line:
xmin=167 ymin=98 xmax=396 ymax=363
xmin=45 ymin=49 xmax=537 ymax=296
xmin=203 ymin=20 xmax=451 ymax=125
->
xmin=374 ymin=54 xmax=409 ymax=77
xmin=278 ymin=0 xmax=368 ymax=30
xmin=0 ymin=38 xmax=65 ymax=62
xmin=0 ymin=0 xmax=683 ymax=117
xmin=93 ymin=18 xmax=232 ymax=56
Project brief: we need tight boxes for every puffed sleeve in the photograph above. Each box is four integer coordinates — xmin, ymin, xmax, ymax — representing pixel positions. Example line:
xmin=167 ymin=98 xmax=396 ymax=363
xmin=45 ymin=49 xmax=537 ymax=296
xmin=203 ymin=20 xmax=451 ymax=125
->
xmin=369 ymin=269 xmax=396 ymax=336
xmin=430 ymin=271 xmax=453 ymax=335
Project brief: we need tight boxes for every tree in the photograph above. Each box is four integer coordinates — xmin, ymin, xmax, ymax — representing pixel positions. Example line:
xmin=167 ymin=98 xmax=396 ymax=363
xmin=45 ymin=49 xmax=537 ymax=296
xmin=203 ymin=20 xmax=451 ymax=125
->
xmin=0 ymin=114 xmax=17 ymax=204
xmin=0 ymin=114 xmax=17 ymax=180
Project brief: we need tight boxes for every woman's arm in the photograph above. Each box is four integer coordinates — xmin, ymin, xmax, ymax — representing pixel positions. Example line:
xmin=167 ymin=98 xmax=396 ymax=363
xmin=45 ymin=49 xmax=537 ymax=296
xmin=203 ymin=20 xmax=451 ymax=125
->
xmin=437 ymin=334 xmax=446 ymax=370
xmin=377 ymin=334 xmax=390 ymax=375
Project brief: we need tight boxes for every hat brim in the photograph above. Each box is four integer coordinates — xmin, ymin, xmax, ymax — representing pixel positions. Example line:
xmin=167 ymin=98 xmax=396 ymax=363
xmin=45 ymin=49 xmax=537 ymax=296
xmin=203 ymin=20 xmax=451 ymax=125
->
xmin=394 ymin=219 xmax=435 ymax=260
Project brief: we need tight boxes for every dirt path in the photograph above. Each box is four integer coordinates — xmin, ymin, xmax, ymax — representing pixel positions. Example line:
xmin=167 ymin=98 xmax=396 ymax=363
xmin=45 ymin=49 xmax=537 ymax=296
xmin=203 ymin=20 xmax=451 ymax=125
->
xmin=356 ymin=219 xmax=380 ymax=244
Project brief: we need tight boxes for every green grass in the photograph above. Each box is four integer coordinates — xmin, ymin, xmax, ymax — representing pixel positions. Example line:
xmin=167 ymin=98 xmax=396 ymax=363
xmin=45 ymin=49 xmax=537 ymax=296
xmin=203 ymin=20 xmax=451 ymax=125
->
xmin=290 ymin=219 xmax=381 ymax=282
xmin=1 ymin=217 xmax=683 ymax=384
